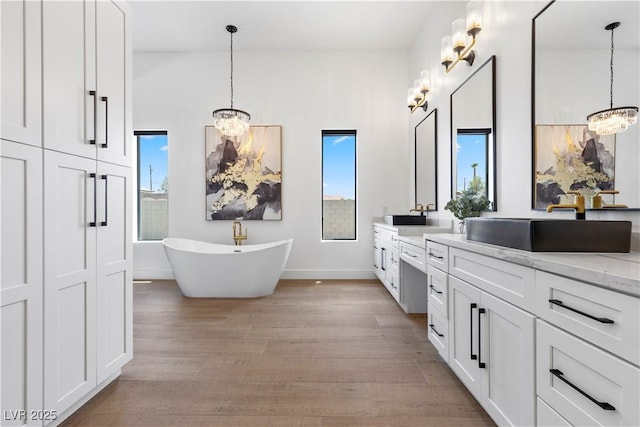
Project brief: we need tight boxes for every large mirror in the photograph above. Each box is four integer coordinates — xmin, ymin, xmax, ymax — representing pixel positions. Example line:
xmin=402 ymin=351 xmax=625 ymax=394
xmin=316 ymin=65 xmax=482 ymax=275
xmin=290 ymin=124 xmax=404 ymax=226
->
xmin=450 ymin=56 xmax=497 ymax=210
xmin=415 ymin=108 xmax=438 ymax=210
xmin=532 ymin=1 xmax=639 ymax=210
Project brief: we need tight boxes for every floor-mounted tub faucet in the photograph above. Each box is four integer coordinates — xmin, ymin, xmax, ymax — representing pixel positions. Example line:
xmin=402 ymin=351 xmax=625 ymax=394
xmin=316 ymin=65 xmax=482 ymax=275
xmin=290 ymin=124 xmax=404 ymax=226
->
xmin=232 ymin=221 xmax=247 ymax=245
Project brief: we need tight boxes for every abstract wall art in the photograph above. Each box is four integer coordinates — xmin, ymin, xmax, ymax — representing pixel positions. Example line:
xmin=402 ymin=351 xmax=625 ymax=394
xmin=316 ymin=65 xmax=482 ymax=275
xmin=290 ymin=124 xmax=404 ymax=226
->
xmin=205 ymin=125 xmax=282 ymax=220
xmin=534 ymin=124 xmax=615 ymax=209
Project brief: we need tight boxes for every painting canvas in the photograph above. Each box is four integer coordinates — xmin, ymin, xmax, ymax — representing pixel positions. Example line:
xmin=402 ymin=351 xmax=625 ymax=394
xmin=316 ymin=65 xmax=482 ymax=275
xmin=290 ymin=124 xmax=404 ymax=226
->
xmin=534 ymin=125 xmax=615 ymax=209
xmin=205 ymin=125 xmax=282 ymax=220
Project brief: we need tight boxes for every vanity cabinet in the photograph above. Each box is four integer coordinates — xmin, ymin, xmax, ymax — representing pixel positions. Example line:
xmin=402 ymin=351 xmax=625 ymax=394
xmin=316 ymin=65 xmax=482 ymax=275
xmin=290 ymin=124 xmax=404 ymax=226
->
xmin=426 ymin=234 xmax=640 ymax=427
xmin=373 ymin=225 xmax=400 ymax=302
xmin=426 ymin=241 xmax=450 ymax=361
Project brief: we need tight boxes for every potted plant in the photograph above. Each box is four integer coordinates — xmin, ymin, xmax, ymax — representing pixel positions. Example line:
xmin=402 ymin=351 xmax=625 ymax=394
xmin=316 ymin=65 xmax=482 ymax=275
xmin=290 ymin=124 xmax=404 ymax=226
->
xmin=445 ymin=186 xmax=491 ymax=233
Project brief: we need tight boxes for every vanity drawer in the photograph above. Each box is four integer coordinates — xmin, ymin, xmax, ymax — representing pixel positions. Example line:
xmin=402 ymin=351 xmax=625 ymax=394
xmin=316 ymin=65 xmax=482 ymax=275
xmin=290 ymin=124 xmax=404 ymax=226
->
xmin=427 ymin=302 xmax=448 ymax=362
xmin=448 ymin=248 xmax=535 ymax=312
xmin=537 ymin=397 xmax=572 ymax=427
xmin=426 ymin=240 xmax=448 ymax=272
xmin=536 ymin=270 xmax=639 ymax=365
xmin=377 ymin=227 xmax=398 ymax=245
xmin=537 ymin=321 xmax=640 ymax=427
xmin=399 ymin=240 xmax=426 ymax=272
xmin=388 ymin=247 xmax=400 ymax=276
xmin=427 ymin=265 xmax=448 ymax=317
xmin=385 ymin=271 xmax=399 ymax=302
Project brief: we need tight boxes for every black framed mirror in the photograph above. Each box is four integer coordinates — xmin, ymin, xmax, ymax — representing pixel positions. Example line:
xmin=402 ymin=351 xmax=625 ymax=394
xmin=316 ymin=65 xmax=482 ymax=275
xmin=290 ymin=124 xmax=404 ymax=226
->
xmin=450 ymin=55 xmax=497 ymax=210
xmin=415 ymin=108 xmax=438 ymax=210
xmin=532 ymin=1 xmax=639 ymax=210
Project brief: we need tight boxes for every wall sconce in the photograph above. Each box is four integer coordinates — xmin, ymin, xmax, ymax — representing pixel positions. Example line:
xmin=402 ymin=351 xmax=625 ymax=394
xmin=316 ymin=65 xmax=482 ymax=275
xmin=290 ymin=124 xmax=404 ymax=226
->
xmin=440 ymin=0 xmax=482 ymax=73
xmin=408 ymin=70 xmax=430 ymax=113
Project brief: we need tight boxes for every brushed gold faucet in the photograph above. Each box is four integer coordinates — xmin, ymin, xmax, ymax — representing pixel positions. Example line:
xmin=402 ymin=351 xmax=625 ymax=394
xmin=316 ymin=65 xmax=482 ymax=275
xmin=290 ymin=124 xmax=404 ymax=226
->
xmin=593 ymin=190 xmax=628 ymax=209
xmin=546 ymin=190 xmax=585 ymax=220
xmin=232 ymin=221 xmax=247 ymax=245
xmin=410 ymin=203 xmax=435 ymax=216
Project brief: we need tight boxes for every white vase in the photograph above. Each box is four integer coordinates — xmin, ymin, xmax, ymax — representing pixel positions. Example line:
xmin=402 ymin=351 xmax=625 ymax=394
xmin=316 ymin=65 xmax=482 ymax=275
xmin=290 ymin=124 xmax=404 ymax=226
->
xmin=458 ymin=219 xmax=465 ymax=234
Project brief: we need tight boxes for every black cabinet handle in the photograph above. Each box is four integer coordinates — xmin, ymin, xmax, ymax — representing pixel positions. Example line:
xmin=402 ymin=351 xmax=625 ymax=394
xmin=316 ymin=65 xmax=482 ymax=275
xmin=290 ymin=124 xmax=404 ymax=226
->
xmin=428 ymin=252 xmax=444 ymax=260
xmin=100 ymin=175 xmax=108 ymax=226
xmin=550 ymin=369 xmax=615 ymax=411
xmin=381 ymin=247 xmax=386 ymax=271
xmin=549 ymin=299 xmax=614 ymax=324
xmin=470 ymin=303 xmax=477 ymax=361
xmin=429 ymin=285 xmax=443 ymax=295
xmin=478 ymin=308 xmax=486 ymax=368
xmin=89 ymin=173 xmax=97 ymax=227
xmin=101 ymin=96 xmax=109 ymax=148
xmin=89 ymin=91 xmax=97 ymax=145
xmin=429 ymin=324 xmax=444 ymax=337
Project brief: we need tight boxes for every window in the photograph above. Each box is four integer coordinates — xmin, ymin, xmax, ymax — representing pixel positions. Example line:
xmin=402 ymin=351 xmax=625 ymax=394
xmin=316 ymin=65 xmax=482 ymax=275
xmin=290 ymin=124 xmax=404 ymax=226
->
xmin=322 ymin=130 xmax=356 ymax=240
xmin=135 ymin=131 xmax=168 ymax=240
xmin=455 ymin=128 xmax=491 ymax=198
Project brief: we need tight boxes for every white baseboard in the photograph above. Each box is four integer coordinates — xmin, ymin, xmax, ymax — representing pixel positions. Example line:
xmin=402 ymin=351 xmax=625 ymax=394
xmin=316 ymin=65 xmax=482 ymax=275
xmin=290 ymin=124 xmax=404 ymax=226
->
xmin=133 ymin=269 xmax=174 ymax=280
xmin=280 ymin=269 xmax=377 ymax=280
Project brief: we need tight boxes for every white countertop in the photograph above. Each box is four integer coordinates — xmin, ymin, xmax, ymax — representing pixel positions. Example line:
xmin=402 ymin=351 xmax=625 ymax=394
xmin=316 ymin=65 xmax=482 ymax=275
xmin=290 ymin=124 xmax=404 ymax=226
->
xmin=373 ymin=220 xmax=452 ymax=237
xmin=425 ymin=233 xmax=640 ymax=298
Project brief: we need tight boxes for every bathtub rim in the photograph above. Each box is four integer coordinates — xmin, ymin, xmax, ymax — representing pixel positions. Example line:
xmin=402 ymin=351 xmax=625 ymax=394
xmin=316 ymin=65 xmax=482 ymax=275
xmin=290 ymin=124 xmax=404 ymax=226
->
xmin=161 ymin=237 xmax=293 ymax=254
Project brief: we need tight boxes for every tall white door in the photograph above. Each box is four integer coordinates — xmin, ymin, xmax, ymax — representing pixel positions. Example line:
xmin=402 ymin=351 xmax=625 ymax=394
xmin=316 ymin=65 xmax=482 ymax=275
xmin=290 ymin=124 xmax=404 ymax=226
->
xmin=1 ymin=141 xmax=43 ymax=426
xmin=95 ymin=0 xmax=131 ymax=166
xmin=448 ymin=276 xmax=482 ymax=399
xmin=96 ymin=162 xmax=133 ymax=383
xmin=43 ymin=151 xmax=97 ymax=414
xmin=1 ymin=1 xmax=42 ymax=146
xmin=42 ymin=0 xmax=97 ymax=159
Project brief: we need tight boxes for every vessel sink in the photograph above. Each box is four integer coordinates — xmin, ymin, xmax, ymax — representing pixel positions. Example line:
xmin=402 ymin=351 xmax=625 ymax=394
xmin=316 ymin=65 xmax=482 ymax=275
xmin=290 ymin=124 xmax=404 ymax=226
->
xmin=383 ymin=215 xmax=427 ymax=226
xmin=465 ymin=218 xmax=632 ymax=252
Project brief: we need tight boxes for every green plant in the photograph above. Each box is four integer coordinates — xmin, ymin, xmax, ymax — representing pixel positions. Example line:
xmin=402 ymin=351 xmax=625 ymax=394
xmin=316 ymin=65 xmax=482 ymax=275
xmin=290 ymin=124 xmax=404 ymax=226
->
xmin=445 ymin=187 xmax=491 ymax=220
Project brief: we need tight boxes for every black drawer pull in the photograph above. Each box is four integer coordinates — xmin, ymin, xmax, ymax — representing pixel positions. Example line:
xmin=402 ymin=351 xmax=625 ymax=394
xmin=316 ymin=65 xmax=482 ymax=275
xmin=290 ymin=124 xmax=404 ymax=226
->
xmin=470 ymin=303 xmax=477 ymax=361
xmin=101 ymin=96 xmax=109 ymax=148
xmin=88 ymin=90 xmax=97 ymax=144
xmin=429 ymin=324 xmax=444 ymax=337
xmin=429 ymin=285 xmax=443 ymax=294
xmin=478 ymin=308 xmax=486 ymax=368
xmin=89 ymin=173 xmax=97 ymax=227
xmin=100 ymin=174 xmax=108 ymax=226
xmin=428 ymin=252 xmax=444 ymax=260
xmin=549 ymin=299 xmax=614 ymax=324
xmin=550 ymin=369 xmax=615 ymax=411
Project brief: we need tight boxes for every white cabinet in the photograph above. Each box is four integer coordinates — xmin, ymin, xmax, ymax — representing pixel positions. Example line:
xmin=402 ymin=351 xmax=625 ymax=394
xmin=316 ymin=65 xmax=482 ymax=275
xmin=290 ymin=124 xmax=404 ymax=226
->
xmin=448 ymin=276 xmax=535 ymax=427
xmin=42 ymin=0 xmax=131 ymax=166
xmin=373 ymin=225 xmax=400 ymax=302
xmin=1 ymin=0 xmax=42 ymax=146
xmin=1 ymin=141 xmax=43 ymax=426
xmin=43 ymin=151 xmax=132 ymax=416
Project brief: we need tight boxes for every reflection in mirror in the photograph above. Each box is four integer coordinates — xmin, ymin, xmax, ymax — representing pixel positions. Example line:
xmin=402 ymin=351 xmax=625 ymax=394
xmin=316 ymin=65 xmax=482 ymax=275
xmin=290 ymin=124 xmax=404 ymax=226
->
xmin=415 ymin=109 xmax=438 ymax=210
xmin=450 ymin=55 xmax=496 ymax=210
xmin=532 ymin=1 xmax=639 ymax=210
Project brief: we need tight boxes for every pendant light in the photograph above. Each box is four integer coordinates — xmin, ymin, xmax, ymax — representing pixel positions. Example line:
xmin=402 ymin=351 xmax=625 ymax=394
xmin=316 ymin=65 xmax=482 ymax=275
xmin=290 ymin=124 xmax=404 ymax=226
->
xmin=586 ymin=22 xmax=638 ymax=136
xmin=213 ymin=25 xmax=251 ymax=137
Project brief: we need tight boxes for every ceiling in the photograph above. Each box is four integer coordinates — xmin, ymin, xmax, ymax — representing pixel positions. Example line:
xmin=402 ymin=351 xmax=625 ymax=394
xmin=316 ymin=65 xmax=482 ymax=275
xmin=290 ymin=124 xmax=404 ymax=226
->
xmin=130 ymin=1 xmax=434 ymax=52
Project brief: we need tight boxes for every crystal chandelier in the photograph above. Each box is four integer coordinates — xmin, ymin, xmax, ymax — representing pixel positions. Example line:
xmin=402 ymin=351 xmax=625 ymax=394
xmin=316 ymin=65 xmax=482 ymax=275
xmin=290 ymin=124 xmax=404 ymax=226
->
xmin=213 ymin=25 xmax=250 ymax=137
xmin=586 ymin=22 xmax=638 ymax=136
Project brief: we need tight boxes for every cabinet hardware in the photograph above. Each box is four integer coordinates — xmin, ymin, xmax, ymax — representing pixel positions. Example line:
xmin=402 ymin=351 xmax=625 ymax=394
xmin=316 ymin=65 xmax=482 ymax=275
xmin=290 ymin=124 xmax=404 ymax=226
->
xmin=478 ymin=308 xmax=486 ymax=368
xmin=429 ymin=324 xmax=444 ymax=337
xmin=404 ymin=252 xmax=418 ymax=258
xmin=548 ymin=299 xmax=614 ymax=324
xmin=549 ymin=369 xmax=615 ymax=411
xmin=381 ymin=247 xmax=386 ymax=271
xmin=101 ymin=96 xmax=109 ymax=148
xmin=470 ymin=303 xmax=477 ymax=360
xmin=100 ymin=175 xmax=108 ymax=226
xmin=89 ymin=173 xmax=97 ymax=227
xmin=429 ymin=284 xmax=443 ymax=294
xmin=428 ymin=252 xmax=444 ymax=260
xmin=88 ymin=91 xmax=97 ymax=145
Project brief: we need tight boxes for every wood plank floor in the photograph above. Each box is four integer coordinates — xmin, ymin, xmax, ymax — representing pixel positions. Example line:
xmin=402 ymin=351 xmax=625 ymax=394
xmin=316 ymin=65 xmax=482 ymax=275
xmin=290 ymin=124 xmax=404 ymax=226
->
xmin=61 ymin=279 xmax=495 ymax=426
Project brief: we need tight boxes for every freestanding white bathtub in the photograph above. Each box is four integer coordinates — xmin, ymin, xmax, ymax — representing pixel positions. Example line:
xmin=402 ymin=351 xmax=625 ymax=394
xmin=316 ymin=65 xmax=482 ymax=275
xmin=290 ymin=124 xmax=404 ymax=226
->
xmin=162 ymin=238 xmax=293 ymax=298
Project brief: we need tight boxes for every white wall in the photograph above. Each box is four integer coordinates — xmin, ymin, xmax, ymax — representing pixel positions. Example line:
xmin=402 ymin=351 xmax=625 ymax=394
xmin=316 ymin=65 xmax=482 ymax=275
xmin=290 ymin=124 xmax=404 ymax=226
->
xmin=408 ymin=1 xmax=640 ymax=227
xmin=133 ymin=50 xmax=410 ymax=279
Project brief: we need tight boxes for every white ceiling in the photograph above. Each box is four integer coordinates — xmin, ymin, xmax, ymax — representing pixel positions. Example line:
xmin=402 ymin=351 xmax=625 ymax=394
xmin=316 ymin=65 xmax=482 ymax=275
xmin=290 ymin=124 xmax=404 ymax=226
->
xmin=130 ymin=0 xmax=435 ymax=52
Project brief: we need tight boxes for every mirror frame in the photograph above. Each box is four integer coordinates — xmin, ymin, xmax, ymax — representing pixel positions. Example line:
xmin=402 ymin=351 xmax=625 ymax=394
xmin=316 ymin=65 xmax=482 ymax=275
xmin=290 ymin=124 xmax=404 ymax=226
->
xmin=415 ymin=108 xmax=438 ymax=210
xmin=531 ymin=0 xmax=640 ymax=211
xmin=450 ymin=55 xmax=497 ymax=210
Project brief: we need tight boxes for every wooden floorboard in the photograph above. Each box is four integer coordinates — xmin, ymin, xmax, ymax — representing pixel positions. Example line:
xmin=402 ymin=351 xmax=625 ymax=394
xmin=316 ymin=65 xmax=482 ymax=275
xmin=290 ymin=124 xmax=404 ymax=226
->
xmin=61 ymin=279 xmax=494 ymax=426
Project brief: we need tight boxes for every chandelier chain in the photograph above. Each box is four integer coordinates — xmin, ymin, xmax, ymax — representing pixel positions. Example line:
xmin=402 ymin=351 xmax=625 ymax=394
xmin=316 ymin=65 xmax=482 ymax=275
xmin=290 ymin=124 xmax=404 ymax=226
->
xmin=609 ymin=25 xmax=615 ymax=109
xmin=230 ymin=29 xmax=234 ymax=109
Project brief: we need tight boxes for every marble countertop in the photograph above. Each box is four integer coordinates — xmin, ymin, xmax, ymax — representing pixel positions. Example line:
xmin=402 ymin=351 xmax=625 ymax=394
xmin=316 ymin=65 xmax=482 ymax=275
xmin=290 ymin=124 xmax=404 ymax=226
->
xmin=424 ymin=233 xmax=640 ymax=298
xmin=398 ymin=235 xmax=426 ymax=248
xmin=373 ymin=219 xmax=452 ymax=236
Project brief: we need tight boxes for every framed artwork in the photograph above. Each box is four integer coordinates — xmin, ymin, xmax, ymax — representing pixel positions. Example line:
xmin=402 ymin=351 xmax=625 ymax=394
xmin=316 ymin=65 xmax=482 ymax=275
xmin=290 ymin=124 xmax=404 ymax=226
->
xmin=205 ymin=125 xmax=282 ymax=220
xmin=534 ymin=125 xmax=615 ymax=209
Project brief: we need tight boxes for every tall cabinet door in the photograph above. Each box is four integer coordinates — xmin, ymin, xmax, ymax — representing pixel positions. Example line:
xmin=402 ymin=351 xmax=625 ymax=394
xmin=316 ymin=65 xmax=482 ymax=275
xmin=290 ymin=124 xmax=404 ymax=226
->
xmin=42 ymin=0 xmax=97 ymax=159
xmin=448 ymin=276 xmax=482 ymax=399
xmin=96 ymin=162 xmax=133 ymax=382
xmin=1 ymin=0 xmax=42 ymax=146
xmin=1 ymin=141 xmax=43 ymax=426
xmin=43 ymin=151 xmax=97 ymax=414
xmin=95 ymin=0 xmax=131 ymax=166
xmin=480 ymin=292 xmax=535 ymax=427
